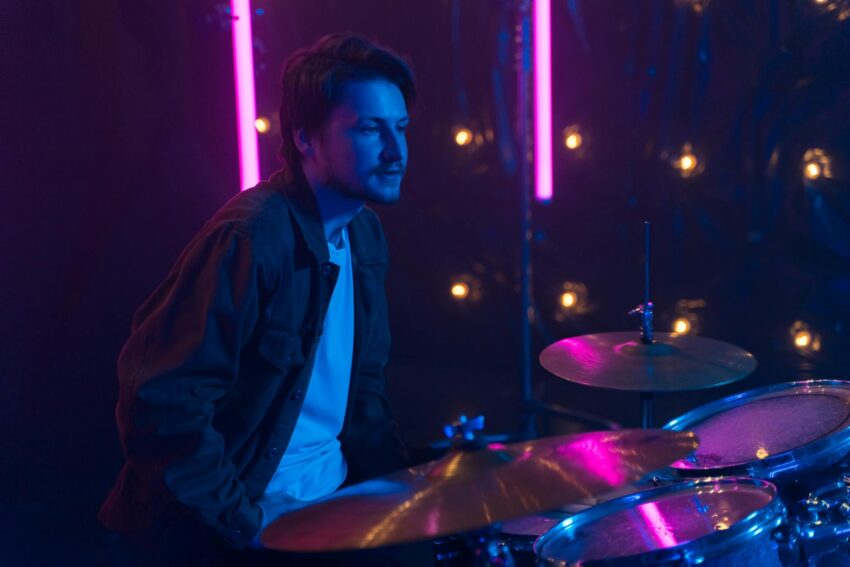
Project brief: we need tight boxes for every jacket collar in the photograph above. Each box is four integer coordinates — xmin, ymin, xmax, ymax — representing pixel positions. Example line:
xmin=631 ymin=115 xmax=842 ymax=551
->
xmin=269 ymin=168 xmax=329 ymax=263
xmin=268 ymin=169 xmax=384 ymax=266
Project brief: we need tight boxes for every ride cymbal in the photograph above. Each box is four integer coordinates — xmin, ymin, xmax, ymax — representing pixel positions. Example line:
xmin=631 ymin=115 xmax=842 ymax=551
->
xmin=539 ymin=332 xmax=756 ymax=392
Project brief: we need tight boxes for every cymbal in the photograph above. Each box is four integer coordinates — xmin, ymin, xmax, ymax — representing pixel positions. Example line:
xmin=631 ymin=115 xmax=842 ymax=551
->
xmin=261 ymin=429 xmax=698 ymax=551
xmin=539 ymin=332 xmax=756 ymax=392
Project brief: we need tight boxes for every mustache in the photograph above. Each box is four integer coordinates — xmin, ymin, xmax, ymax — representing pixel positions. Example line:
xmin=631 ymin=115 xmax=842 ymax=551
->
xmin=375 ymin=167 xmax=405 ymax=174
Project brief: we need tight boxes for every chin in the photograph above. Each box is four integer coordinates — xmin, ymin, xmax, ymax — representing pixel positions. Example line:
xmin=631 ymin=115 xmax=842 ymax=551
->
xmin=362 ymin=185 xmax=401 ymax=205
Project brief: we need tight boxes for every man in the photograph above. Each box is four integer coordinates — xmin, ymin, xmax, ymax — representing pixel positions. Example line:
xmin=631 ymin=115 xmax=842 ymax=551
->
xmin=99 ymin=34 xmax=417 ymax=563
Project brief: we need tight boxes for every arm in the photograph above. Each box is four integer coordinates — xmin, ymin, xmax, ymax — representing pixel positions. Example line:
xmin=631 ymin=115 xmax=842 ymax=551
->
xmin=116 ymin=223 xmax=263 ymax=548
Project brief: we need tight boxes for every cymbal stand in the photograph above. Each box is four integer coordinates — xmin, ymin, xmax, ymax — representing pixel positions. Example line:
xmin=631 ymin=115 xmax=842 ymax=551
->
xmin=439 ymin=416 xmax=516 ymax=567
xmin=629 ymin=221 xmax=655 ymax=428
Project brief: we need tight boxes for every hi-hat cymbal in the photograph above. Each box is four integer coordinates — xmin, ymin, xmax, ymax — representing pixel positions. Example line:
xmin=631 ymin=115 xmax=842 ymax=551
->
xmin=261 ymin=429 xmax=698 ymax=552
xmin=539 ymin=332 xmax=756 ymax=392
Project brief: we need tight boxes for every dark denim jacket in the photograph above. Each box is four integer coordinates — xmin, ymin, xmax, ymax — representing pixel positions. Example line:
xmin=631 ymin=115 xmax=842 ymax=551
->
xmin=98 ymin=170 xmax=406 ymax=552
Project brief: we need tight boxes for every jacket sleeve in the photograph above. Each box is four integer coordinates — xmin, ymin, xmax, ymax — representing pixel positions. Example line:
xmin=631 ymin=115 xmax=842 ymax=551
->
xmin=341 ymin=224 xmax=408 ymax=484
xmin=115 ymin=222 xmax=263 ymax=548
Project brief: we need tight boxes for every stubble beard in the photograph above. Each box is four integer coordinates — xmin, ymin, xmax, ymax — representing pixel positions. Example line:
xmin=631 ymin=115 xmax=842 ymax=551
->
xmin=324 ymin=167 xmax=401 ymax=205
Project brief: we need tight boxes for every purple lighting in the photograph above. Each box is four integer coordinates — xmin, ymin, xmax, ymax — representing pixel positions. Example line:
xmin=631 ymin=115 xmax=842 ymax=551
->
xmin=637 ymin=502 xmax=679 ymax=548
xmin=533 ymin=0 xmax=553 ymax=202
xmin=556 ymin=435 xmax=627 ymax=486
xmin=231 ymin=0 xmax=260 ymax=191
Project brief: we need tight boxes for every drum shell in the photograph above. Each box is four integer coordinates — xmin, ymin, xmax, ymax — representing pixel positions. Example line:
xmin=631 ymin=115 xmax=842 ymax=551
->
xmin=534 ymin=478 xmax=790 ymax=567
xmin=663 ymin=380 xmax=850 ymax=504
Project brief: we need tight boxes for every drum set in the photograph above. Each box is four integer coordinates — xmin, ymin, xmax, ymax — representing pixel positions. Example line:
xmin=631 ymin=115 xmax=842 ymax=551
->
xmin=260 ymin=270 xmax=850 ymax=565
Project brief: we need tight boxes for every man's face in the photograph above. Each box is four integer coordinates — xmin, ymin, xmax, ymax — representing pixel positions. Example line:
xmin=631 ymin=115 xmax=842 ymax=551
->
xmin=309 ymin=79 xmax=409 ymax=204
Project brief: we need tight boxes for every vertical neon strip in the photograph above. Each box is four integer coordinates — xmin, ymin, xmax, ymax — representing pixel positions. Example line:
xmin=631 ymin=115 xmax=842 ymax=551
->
xmin=231 ymin=0 xmax=260 ymax=191
xmin=533 ymin=0 xmax=553 ymax=202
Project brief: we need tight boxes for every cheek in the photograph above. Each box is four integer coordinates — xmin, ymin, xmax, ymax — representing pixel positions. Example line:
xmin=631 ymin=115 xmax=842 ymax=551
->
xmin=351 ymin=142 xmax=378 ymax=173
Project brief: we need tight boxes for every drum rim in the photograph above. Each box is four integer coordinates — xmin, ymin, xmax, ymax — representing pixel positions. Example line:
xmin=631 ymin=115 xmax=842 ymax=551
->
xmin=663 ymin=379 xmax=850 ymax=477
xmin=534 ymin=477 xmax=786 ymax=566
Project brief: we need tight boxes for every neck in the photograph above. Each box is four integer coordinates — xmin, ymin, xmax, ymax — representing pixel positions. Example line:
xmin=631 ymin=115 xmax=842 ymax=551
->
xmin=309 ymin=182 xmax=364 ymax=248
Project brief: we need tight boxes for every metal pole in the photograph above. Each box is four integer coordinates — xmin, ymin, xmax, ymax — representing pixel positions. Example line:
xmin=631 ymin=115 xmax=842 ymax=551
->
xmin=644 ymin=221 xmax=650 ymax=307
xmin=641 ymin=392 xmax=654 ymax=429
xmin=517 ymin=0 xmax=535 ymax=438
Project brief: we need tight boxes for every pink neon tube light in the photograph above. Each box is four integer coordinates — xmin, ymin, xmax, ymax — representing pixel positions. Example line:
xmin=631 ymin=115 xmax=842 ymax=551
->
xmin=533 ymin=0 xmax=553 ymax=202
xmin=231 ymin=0 xmax=260 ymax=191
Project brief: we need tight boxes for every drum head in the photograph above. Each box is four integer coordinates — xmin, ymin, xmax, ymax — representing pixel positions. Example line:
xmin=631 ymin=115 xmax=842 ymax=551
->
xmin=535 ymin=478 xmax=783 ymax=565
xmin=665 ymin=380 xmax=850 ymax=476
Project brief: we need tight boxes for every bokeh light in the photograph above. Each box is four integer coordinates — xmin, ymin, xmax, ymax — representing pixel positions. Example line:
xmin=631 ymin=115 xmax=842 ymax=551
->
xmin=802 ymin=148 xmax=831 ymax=182
xmin=554 ymin=282 xmax=590 ymax=320
xmin=562 ymin=125 xmax=583 ymax=151
xmin=673 ymin=318 xmax=691 ymax=334
xmin=454 ymin=128 xmax=473 ymax=147
xmin=560 ymin=291 xmax=577 ymax=308
xmin=671 ymin=143 xmax=704 ymax=178
xmin=794 ymin=331 xmax=811 ymax=348
xmin=254 ymin=117 xmax=271 ymax=134
xmin=789 ymin=320 xmax=822 ymax=353
xmin=805 ymin=162 xmax=821 ymax=180
xmin=451 ymin=282 xmax=470 ymax=299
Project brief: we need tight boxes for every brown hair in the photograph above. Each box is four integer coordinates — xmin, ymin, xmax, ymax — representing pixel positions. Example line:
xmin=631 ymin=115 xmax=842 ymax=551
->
xmin=277 ymin=34 xmax=417 ymax=173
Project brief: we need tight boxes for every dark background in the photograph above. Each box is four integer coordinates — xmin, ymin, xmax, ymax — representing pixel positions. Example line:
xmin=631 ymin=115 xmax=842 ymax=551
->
xmin=3 ymin=0 xmax=850 ymax=563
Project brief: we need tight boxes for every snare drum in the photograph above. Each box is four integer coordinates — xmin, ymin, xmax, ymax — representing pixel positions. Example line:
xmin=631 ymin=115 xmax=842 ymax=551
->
xmin=663 ymin=380 xmax=850 ymax=501
xmin=535 ymin=477 xmax=791 ymax=566
xmin=498 ymin=512 xmax=569 ymax=566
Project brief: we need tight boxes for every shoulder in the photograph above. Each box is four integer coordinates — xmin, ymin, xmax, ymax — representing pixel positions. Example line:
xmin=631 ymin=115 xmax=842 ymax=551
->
xmin=185 ymin=178 xmax=298 ymax=277
xmin=208 ymin=182 xmax=292 ymax=236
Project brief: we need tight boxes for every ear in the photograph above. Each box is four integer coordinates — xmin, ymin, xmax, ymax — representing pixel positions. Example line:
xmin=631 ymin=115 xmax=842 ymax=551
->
xmin=293 ymin=128 xmax=316 ymax=158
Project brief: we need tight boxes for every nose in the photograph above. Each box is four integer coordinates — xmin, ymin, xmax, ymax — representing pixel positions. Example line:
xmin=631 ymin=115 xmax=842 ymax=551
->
xmin=380 ymin=128 xmax=405 ymax=164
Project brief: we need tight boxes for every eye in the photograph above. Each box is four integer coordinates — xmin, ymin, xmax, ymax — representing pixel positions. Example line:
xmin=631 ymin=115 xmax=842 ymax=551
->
xmin=360 ymin=125 xmax=379 ymax=134
xmin=397 ymin=124 xmax=409 ymax=133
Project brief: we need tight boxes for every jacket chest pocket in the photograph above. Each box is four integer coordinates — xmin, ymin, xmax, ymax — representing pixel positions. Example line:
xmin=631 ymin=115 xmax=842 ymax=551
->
xmin=256 ymin=326 xmax=307 ymax=374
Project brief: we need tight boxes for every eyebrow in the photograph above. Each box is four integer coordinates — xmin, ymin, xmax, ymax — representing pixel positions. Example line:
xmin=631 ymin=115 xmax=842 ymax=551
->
xmin=359 ymin=116 xmax=410 ymax=123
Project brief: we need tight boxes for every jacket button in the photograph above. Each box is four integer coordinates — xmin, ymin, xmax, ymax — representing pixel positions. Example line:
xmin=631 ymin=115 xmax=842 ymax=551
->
xmin=290 ymin=389 xmax=304 ymax=401
xmin=265 ymin=446 xmax=279 ymax=459
xmin=321 ymin=264 xmax=332 ymax=276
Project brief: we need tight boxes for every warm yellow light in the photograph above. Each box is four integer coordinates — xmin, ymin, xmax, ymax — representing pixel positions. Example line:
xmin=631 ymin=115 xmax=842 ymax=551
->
xmin=805 ymin=162 xmax=822 ymax=180
xmin=679 ymin=154 xmax=697 ymax=172
xmin=673 ymin=318 xmax=691 ymax=334
xmin=756 ymin=448 xmax=769 ymax=460
xmin=454 ymin=128 xmax=473 ymax=146
xmin=254 ymin=117 xmax=271 ymax=134
xmin=714 ymin=521 xmax=730 ymax=531
xmin=670 ymin=144 xmax=702 ymax=178
xmin=451 ymin=283 xmax=470 ymax=299
xmin=560 ymin=291 xmax=577 ymax=308
xmin=802 ymin=148 xmax=832 ymax=181
xmin=794 ymin=331 xmax=812 ymax=348
xmin=562 ymin=126 xmax=583 ymax=151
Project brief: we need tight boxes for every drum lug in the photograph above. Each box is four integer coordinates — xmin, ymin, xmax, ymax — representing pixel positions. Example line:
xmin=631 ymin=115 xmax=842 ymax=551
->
xmin=803 ymin=496 xmax=831 ymax=525
xmin=771 ymin=524 xmax=801 ymax=566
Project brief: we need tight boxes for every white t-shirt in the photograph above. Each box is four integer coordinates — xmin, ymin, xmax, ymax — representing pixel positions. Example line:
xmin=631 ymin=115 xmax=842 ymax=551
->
xmin=262 ymin=227 xmax=354 ymax=502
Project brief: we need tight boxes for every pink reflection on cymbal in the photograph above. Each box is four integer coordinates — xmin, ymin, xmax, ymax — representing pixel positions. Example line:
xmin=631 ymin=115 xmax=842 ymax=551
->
xmin=555 ymin=434 xmax=627 ymax=486
xmin=557 ymin=338 xmax=604 ymax=372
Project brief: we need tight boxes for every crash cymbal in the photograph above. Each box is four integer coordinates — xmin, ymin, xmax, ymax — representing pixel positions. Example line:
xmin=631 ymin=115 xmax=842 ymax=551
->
xmin=261 ymin=429 xmax=698 ymax=551
xmin=539 ymin=332 xmax=756 ymax=392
